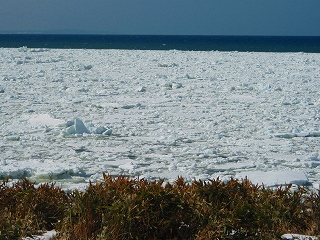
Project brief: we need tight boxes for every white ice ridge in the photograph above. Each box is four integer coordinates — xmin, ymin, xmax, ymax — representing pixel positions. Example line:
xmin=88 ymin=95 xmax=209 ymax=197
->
xmin=281 ymin=233 xmax=318 ymax=240
xmin=1 ymin=47 xmax=320 ymax=190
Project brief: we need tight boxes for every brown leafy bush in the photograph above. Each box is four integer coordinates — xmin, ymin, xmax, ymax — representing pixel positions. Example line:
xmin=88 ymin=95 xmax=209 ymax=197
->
xmin=0 ymin=179 xmax=68 ymax=239
xmin=58 ymin=175 xmax=198 ymax=239
xmin=0 ymin=175 xmax=319 ymax=239
xmin=193 ymin=178 xmax=318 ymax=239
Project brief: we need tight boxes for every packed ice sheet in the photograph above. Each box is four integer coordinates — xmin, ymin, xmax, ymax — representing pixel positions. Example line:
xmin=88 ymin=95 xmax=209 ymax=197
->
xmin=1 ymin=47 xmax=320 ymax=190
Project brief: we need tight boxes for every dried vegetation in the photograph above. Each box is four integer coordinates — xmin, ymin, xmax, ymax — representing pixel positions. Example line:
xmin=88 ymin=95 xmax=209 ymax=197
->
xmin=0 ymin=174 xmax=319 ymax=239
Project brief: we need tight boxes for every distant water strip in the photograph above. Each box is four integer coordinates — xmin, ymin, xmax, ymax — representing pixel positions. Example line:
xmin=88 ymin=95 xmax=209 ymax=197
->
xmin=1 ymin=34 xmax=320 ymax=52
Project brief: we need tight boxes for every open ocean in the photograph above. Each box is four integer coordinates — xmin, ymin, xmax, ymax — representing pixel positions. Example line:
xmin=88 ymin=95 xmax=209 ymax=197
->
xmin=0 ymin=34 xmax=320 ymax=52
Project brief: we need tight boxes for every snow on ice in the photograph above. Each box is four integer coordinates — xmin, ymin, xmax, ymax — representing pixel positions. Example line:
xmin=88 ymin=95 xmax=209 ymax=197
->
xmin=1 ymin=47 xmax=320 ymax=191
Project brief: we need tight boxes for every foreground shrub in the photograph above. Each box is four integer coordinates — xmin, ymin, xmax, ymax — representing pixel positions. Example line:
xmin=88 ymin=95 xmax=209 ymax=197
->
xmin=0 ymin=175 xmax=319 ymax=239
xmin=0 ymin=179 xmax=67 ymax=239
xmin=57 ymin=175 xmax=319 ymax=239
xmin=58 ymin=175 xmax=198 ymax=239
xmin=193 ymin=178 xmax=318 ymax=239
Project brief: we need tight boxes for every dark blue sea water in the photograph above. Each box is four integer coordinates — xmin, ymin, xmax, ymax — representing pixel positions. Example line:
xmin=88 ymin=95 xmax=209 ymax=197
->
xmin=0 ymin=34 xmax=320 ymax=53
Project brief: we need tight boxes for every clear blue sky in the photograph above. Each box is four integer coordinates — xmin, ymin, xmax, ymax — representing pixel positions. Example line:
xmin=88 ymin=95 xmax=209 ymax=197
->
xmin=1 ymin=0 xmax=320 ymax=36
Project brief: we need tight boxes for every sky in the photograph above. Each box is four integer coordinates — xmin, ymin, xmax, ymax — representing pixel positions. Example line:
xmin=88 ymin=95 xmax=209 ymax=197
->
xmin=0 ymin=0 xmax=320 ymax=36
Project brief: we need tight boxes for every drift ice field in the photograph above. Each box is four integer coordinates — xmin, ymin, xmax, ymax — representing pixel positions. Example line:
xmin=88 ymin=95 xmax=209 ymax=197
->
xmin=1 ymin=47 xmax=320 ymax=190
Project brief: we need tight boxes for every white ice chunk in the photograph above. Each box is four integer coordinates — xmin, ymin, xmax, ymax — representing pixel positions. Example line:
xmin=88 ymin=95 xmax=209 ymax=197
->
xmin=102 ymin=129 xmax=112 ymax=135
xmin=63 ymin=118 xmax=90 ymax=135
xmin=95 ymin=126 xmax=107 ymax=134
xmin=4 ymin=135 xmax=20 ymax=141
xmin=164 ymin=82 xmax=182 ymax=89
xmin=66 ymin=125 xmax=76 ymax=134
xmin=306 ymin=152 xmax=319 ymax=161
xmin=281 ymin=233 xmax=317 ymax=240
xmin=74 ymin=118 xmax=90 ymax=134
xmin=137 ymin=86 xmax=146 ymax=92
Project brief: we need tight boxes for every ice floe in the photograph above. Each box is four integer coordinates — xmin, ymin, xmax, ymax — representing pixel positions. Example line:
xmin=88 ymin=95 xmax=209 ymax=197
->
xmin=1 ymin=47 xmax=320 ymax=190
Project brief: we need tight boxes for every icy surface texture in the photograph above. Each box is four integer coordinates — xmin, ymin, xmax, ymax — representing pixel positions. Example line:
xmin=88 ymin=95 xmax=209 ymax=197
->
xmin=1 ymin=48 xmax=320 ymax=190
